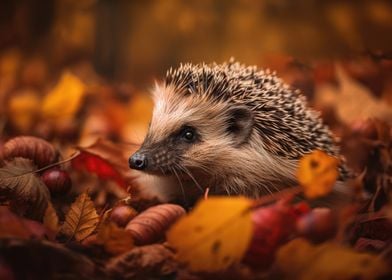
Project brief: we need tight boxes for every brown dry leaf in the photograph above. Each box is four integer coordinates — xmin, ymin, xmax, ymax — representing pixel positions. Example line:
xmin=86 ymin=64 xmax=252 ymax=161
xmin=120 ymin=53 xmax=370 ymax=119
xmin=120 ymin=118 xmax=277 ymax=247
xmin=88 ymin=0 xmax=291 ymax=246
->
xmin=0 ymin=238 xmax=97 ymax=279
xmin=0 ymin=158 xmax=50 ymax=220
xmin=297 ymin=150 xmax=339 ymax=199
xmin=166 ymin=197 xmax=253 ymax=272
xmin=3 ymin=136 xmax=58 ymax=168
xmin=60 ymin=191 xmax=99 ymax=241
xmin=106 ymin=244 xmax=177 ymax=279
xmin=97 ymin=222 xmax=134 ymax=255
xmin=41 ymin=71 xmax=86 ymax=123
xmin=315 ymin=65 xmax=392 ymax=125
xmin=275 ymin=238 xmax=389 ymax=280
xmin=0 ymin=206 xmax=48 ymax=239
xmin=43 ymin=203 xmax=59 ymax=234
xmin=0 ymin=206 xmax=33 ymax=239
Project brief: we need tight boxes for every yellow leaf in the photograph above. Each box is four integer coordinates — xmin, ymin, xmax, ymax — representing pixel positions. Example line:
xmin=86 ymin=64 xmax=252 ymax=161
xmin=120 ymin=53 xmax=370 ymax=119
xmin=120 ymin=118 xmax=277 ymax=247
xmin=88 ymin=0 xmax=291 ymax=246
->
xmin=297 ymin=150 xmax=339 ymax=199
xmin=43 ymin=202 xmax=59 ymax=234
xmin=166 ymin=196 xmax=253 ymax=272
xmin=276 ymin=238 xmax=389 ymax=280
xmin=41 ymin=71 xmax=86 ymax=122
xmin=97 ymin=222 xmax=134 ymax=255
xmin=60 ymin=192 xmax=99 ymax=241
xmin=7 ymin=90 xmax=40 ymax=132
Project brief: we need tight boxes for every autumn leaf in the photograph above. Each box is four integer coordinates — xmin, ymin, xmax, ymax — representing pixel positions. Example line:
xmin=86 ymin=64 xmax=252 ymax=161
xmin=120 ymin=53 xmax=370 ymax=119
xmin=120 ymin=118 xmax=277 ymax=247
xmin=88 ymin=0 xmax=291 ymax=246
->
xmin=72 ymin=138 xmax=139 ymax=189
xmin=166 ymin=196 xmax=253 ymax=272
xmin=106 ymin=244 xmax=177 ymax=279
xmin=275 ymin=238 xmax=389 ymax=280
xmin=41 ymin=71 xmax=86 ymax=122
xmin=0 ymin=158 xmax=50 ymax=220
xmin=297 ymin=150 xmax=339 ymax=199
xmin=6 ymin=90 xmax=40 ymax=132
xmin=0 ymin=206 xmax=49 ymax=240
xmin=97 ymin=222 xmax=134 ymax=255
xmin=43 ymin=202 xmax=59 ymax=234
xmin=60 ymin=192 xmax=99 ymax=241
xmin=0 ymin=238 xmax=97 ymax=279
xmin=314 ymin=65 xmax=392 ymax=125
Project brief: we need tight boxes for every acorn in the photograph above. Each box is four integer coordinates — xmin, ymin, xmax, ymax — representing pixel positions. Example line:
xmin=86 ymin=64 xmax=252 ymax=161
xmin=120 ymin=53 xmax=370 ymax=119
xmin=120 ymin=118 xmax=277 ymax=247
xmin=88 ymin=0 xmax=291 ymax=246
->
xmin=41 ymin=169 xmax=72 ymax=196
xmin=110 ymin=205 xmax=137 ymax=227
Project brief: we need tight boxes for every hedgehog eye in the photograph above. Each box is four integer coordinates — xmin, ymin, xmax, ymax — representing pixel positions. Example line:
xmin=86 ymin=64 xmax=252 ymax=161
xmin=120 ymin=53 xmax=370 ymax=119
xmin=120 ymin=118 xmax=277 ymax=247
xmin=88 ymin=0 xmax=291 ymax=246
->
xmin=180 ymin=127 xmax=196 ymax=143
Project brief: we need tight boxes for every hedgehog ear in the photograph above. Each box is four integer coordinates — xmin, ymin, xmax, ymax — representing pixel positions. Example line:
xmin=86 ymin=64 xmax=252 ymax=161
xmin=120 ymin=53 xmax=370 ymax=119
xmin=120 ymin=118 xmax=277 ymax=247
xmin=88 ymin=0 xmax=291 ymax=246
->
xmin=227 ymin=105 xmax=254 ymax=145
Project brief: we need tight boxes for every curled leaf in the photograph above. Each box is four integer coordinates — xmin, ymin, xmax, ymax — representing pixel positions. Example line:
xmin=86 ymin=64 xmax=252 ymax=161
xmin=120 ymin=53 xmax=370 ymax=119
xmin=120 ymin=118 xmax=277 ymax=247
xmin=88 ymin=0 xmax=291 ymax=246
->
xmin=60 ymin=192 xmax=99 ymax=241
xmin=297 ymin=150 xmax=339 ymax=199
xmin=126 ymin=204 xmax=185 ymax=245
xmin=97 ymin=222 xmax=134 ymax=255
xmin=3 ymin=136 xmax=58 ymax=168
xmin=0 ymin=158 xmax=50 ymax=220
xmin=167 ymin=197 xmax=253 ymax=272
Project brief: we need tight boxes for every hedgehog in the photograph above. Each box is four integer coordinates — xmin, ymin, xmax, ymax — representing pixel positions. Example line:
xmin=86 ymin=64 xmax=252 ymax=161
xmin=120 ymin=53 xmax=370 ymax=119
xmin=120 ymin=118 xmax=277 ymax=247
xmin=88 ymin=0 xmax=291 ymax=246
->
xmin=129 ymin=60 xmax=348 ymax=204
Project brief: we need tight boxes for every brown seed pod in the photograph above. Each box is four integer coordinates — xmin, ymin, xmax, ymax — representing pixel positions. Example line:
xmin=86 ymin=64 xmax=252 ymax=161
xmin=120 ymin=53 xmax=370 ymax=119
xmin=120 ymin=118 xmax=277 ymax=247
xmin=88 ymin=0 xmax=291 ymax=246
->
xmin=125 ymin=204 xmax=185 ymax=245
xmin=3 ymin=136 xmax=58 ymax=168
xmin=110 ymin=205 xmax=138 ymax=227
xmin=41 ymin=169 xmax=72 ymax=196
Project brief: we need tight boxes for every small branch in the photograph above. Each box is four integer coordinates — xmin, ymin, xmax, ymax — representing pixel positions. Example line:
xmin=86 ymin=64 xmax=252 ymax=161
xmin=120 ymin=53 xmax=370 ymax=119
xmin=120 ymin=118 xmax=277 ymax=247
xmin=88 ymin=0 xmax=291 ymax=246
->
xmin=2 ymin=151 xmax=82 ymax=179
xmin=251 ymin=186 xmax=302 ymax=209
xmin=34 ymin=151 xmax=81 ymax=173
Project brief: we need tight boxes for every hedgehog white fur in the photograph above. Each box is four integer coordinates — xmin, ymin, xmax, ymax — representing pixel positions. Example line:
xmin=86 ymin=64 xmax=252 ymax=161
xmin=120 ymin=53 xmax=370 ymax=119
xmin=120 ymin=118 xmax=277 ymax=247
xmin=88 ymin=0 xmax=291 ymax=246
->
xmin=129 ymin=60 xmax=347 ymax=203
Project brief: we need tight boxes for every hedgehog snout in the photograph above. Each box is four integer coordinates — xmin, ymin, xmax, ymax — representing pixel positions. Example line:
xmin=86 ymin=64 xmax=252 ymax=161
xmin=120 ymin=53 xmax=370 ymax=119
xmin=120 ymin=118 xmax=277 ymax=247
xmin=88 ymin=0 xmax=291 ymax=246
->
xmin=129 ymin=147 xmax=175 ymax=174
xmin=129 ymin=152 xmax=148 ymax=170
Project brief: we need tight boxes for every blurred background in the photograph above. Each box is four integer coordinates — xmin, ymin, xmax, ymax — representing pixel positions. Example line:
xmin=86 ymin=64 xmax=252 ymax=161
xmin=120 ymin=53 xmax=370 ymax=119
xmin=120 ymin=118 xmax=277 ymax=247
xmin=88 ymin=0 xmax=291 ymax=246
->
xmin=1 ymin=0 xmax=392 ymax=82
xmin=0 ymin=0 xmax=392 ymax=149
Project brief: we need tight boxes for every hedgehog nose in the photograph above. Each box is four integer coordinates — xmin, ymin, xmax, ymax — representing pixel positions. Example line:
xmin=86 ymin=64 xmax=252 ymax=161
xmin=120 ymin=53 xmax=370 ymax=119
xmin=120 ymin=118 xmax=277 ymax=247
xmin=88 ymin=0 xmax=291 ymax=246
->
xmin=129 ymin=153 xmax=148 ymax=170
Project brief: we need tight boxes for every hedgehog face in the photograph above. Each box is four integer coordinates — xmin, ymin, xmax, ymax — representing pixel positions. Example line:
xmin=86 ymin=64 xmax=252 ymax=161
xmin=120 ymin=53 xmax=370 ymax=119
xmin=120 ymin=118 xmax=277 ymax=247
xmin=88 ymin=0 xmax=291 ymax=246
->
xmin=128 ymin=85 xmax=254 ymax=184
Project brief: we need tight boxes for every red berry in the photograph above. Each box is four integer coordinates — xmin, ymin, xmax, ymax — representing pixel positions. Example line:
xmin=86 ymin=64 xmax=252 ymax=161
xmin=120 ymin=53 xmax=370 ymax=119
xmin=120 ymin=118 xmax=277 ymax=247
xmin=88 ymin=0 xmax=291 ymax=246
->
xmin=296 ymin=208 xmax=337 ymax=243
xmin=41 ymin=169 xmax=72 ymax=195
xmin=243 ymin=200 xmax=307 ymax=269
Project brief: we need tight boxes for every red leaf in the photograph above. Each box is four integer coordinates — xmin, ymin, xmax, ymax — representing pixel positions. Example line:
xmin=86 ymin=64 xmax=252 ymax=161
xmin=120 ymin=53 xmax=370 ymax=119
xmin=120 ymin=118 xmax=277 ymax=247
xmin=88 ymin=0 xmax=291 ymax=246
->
xmin=71 ymin=139 xmax=139 ymax=189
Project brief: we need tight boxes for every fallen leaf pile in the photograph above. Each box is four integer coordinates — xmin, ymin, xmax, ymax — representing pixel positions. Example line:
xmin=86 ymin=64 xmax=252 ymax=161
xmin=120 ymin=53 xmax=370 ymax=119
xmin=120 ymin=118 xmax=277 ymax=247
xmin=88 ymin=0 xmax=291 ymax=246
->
xmin=0 ymin=48 xmax=392 ymax=279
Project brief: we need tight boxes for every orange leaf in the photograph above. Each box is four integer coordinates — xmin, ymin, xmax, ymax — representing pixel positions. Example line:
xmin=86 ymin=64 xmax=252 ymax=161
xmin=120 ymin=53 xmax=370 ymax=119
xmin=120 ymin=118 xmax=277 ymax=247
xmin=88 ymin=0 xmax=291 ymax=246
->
xmin=297 ymin=150 xmax=339 ymax=199
xmin=276 ymin=238 xmax=389 ymax=280
xmin=43 ymin=202 xmax=59 ymax=234
xmin=97 ymin=222 xmax=134 ymax=255
xmin=41 ymin=71 xmax=86 ymax=122
xmin=6 ymin=90 xmax=40 ymax=132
